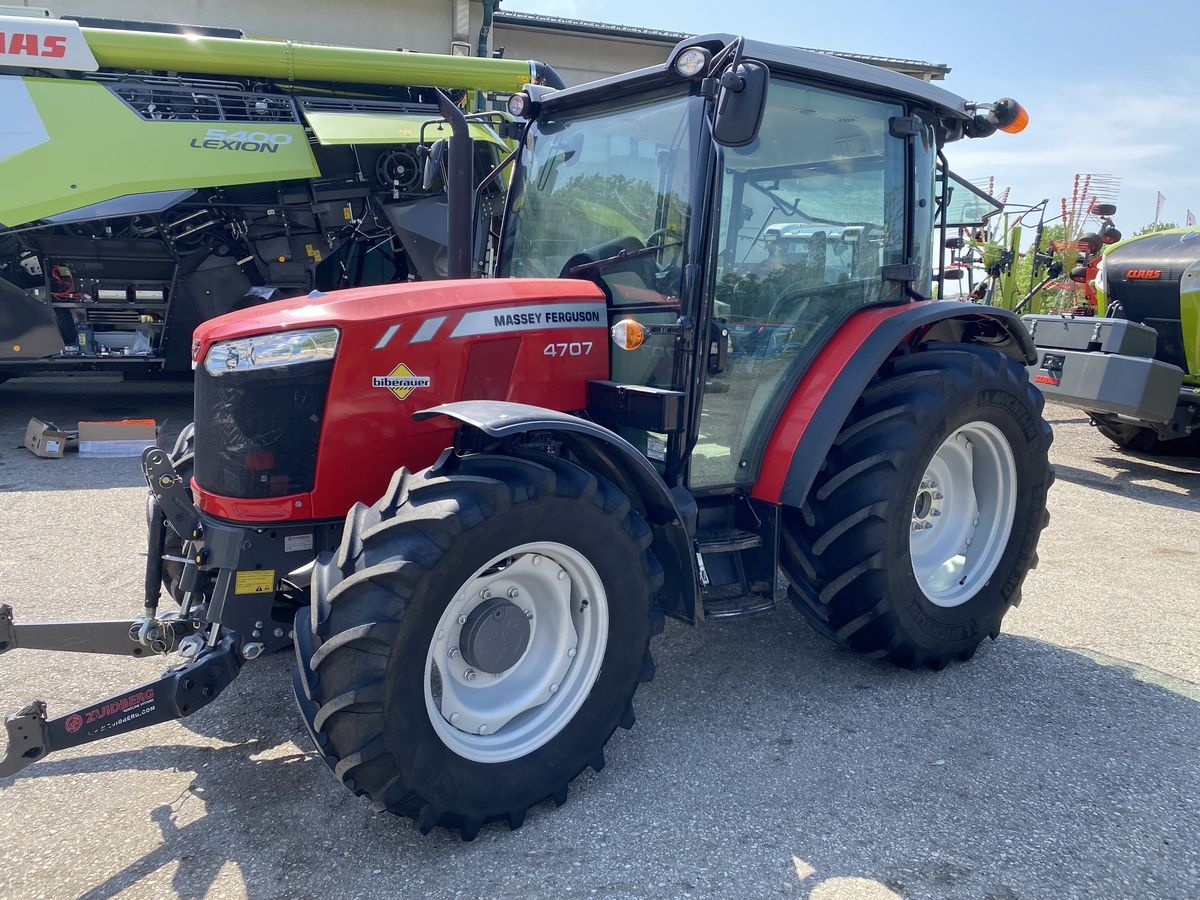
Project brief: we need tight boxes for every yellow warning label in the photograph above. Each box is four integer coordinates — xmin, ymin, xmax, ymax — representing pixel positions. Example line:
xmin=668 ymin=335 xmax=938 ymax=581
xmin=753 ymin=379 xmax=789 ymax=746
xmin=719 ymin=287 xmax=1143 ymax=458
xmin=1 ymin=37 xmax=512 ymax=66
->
xmin=234 ymin=570 xmax=276 ymax=595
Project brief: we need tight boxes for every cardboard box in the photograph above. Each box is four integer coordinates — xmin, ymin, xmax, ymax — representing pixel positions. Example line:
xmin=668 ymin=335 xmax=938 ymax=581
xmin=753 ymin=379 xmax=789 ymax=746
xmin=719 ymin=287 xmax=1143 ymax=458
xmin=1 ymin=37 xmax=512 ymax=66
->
xmin=23 ymin=418 xmax=73 ymax=459
xmin=77 ymin=419 xmax=159 ymax=458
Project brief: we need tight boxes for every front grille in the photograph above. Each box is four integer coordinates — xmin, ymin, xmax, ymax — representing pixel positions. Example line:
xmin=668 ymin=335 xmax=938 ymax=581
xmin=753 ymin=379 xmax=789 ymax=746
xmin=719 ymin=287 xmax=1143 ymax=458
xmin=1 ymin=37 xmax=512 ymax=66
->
xmin=108 ymin=81 xmax=299 ymax=124
xmin=194 ymin=360 xmax=333 ymax=499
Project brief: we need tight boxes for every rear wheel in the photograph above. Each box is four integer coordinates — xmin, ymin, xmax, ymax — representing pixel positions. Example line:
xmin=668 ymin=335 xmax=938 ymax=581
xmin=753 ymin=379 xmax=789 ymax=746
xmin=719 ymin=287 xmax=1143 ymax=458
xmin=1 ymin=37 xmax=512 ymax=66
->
xmin=294 ymin=452 xmax=663 ymax=838
xmin=781 ymin=344 xmax=1053 ymax=668
xmin=1091 ymin=416 xmax=1200 ymax=456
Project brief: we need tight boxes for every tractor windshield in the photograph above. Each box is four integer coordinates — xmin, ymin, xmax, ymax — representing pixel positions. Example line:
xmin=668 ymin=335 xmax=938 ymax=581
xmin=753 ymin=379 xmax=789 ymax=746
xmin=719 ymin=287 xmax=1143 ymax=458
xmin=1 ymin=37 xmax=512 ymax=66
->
xmin=499 ymin=90 xmax=703 ymax=304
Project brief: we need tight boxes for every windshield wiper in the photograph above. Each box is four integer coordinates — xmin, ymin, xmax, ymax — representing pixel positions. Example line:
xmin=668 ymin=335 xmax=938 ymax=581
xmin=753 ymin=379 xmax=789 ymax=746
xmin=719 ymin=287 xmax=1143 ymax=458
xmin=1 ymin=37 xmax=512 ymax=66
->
xmin=566 ymin=241 xmax=681 ymax=277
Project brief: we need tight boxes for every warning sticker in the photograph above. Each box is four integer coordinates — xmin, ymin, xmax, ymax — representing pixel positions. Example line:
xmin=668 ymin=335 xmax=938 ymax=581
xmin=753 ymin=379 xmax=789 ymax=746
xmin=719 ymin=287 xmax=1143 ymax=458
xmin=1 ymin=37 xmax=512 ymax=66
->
xmin=234 ymin=570 xmax=276 ymax=595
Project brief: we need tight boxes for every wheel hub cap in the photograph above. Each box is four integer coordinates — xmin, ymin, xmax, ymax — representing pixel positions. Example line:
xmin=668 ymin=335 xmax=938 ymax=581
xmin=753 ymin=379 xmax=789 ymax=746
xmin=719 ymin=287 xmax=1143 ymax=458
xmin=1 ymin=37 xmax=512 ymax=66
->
xmin=459 ymin=597 xmax=531 ymax=674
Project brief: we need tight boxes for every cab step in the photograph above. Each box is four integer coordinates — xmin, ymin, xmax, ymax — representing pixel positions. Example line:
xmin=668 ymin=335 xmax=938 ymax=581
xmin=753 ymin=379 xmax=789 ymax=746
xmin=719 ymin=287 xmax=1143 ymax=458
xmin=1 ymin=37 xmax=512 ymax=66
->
xmin=696 ymin=528 xmax=774 ymax=620
xmin=701 ymin=583 xmax=776 ymax=620
xmin=696 ymin=529 xmax=762 ymax=554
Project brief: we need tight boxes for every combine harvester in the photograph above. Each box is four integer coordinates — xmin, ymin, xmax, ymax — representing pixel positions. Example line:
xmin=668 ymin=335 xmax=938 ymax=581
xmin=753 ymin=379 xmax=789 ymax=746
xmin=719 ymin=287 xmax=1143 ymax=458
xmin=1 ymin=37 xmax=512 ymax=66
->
xmin=0 ymin=9 xmax=560 ymax=380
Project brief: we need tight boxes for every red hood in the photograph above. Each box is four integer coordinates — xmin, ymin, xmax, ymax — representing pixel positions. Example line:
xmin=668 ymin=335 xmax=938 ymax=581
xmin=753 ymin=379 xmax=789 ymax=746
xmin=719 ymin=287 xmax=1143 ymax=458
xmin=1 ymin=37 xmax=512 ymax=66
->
xmin=191 ymin=278 xmax=605 ymax=362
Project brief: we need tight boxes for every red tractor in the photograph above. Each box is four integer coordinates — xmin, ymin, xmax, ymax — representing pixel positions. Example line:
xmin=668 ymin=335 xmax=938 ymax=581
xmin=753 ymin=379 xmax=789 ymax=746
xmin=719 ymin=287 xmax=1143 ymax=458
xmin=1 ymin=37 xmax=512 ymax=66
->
xmin=1 ymin=35 xmax=1050 ymax=839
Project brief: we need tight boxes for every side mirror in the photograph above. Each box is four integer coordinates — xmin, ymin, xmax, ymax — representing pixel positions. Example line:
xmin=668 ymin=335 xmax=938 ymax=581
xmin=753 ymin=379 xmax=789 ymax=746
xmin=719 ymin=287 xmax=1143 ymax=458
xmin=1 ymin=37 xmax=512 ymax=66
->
xmin=713 ymin=61 xmax=769 ymax=148
xmin=422 ymin=139 xmax=447 ymax=191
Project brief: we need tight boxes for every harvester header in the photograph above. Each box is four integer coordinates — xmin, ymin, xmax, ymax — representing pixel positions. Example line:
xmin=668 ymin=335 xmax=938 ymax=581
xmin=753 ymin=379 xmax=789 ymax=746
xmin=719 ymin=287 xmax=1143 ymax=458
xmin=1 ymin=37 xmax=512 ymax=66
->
xmin=0 ymin=12 xmax=551 ymax=93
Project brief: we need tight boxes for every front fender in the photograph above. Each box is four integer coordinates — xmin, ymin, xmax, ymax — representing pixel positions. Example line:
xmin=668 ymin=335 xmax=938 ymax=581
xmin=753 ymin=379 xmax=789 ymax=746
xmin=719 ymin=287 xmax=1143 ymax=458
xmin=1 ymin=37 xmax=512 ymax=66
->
xmin=752 ymin=301 xmax=1036 ymax=509
xmin=415 ymin=400 xmax=700 ymax=622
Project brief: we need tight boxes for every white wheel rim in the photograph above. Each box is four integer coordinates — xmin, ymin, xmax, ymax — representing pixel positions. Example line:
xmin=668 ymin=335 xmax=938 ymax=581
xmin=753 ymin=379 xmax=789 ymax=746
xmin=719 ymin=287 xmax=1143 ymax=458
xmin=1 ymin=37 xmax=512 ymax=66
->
xmin=424 ymin=541 xmax=609 ymax=763
xmin=909 ymin=420 xmax=1017 ymax=608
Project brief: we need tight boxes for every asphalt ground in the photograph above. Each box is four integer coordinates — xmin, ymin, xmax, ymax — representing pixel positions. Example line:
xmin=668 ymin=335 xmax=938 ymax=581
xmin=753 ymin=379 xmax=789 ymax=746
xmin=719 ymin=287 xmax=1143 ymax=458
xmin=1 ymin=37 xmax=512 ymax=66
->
xmin=0 ymin=376 xmax=1196 ymax=900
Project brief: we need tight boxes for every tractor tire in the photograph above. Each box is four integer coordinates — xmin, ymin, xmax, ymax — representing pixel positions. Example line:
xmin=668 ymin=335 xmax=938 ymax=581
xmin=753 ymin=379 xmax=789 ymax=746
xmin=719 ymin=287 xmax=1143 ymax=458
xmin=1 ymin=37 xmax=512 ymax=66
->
xmin=1091 ymin=417 xmax=1200 ymax=457
xmin=780 ymin=343 xmax=1053 ymax=669
xmin=293 ymin=452 xmax=664 ymax=839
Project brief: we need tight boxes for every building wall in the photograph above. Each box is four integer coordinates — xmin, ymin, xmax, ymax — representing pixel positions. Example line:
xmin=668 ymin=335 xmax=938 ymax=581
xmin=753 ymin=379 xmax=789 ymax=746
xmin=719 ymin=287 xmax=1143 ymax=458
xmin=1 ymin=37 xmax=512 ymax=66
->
xmin=15 ymin=0 xmax=464 ymax=55
xmin=8 ymin=1 xmax=937 ymax=87
xmin=492 ymin=25 xmax=671 ymax=85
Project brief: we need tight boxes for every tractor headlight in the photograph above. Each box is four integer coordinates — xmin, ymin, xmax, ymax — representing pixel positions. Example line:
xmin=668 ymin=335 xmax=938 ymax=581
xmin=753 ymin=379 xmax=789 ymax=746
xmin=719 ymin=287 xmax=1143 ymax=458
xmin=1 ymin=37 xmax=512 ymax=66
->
xmin=507 ymin=92 xmax=533 ymax=119
xmin=204 ymin=327 xmax=340 ymax=375
xmin=673 ymin=47 xmax=711 ymax=79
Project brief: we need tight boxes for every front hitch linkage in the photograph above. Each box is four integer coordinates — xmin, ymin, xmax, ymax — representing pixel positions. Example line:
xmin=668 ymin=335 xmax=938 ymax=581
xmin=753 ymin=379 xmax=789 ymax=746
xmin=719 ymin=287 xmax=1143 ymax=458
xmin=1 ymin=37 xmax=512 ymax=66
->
xmin=0 ymin=635 xmax=242 ymax=778
xmin=0 ymin=448 xmax=240 ymax=780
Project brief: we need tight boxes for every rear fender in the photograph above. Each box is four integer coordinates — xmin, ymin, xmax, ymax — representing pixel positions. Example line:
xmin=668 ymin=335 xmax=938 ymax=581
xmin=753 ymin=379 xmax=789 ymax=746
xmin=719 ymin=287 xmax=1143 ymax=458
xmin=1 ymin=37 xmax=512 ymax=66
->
xmin=752 ymin=301 xmax=1035 ymax=508
xmin=415 ymin=400 xmax=699 ymax=623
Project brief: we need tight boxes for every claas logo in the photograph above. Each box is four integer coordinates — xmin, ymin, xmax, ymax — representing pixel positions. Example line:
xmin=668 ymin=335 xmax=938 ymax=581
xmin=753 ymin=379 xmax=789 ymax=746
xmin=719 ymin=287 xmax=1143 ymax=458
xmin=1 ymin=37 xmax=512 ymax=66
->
xmin=1126 ymin=269 xmax=1162 ymax=279
xmin=0 ymin=31 xmax=68 ymax=59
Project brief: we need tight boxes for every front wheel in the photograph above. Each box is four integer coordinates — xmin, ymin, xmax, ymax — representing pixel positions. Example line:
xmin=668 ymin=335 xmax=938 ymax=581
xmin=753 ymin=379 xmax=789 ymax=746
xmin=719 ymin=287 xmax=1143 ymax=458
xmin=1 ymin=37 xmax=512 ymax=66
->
xmin=294 ymin=453 xmax=663 ymax=838
xmin=781 ymin=343 xmax=1053 ymax=668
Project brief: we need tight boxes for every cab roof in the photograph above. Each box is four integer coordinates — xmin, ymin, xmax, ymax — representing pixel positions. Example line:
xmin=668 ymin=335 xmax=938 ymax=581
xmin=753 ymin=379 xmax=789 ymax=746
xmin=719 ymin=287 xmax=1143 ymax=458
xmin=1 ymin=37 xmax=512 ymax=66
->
xmin=541 ymin=34 xmax=974 ymax=123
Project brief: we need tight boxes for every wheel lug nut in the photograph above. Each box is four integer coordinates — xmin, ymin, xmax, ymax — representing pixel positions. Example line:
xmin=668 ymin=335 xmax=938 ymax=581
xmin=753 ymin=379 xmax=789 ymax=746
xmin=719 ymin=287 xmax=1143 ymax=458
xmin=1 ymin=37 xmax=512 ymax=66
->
xmin=532 ymin=555 xmax=542 ymax=566
xmin=935 ymin=492 xmax=944 ymax=500
xmin=449 ymin=712 xmax=460 ymax=724
xmin=912 ymin=523 xmax=922 ymax=532
xmin=923 ymin=522 xmax=933 ymax=530
xmin=557 ymin=571 xmax=567 ymax=581
xmin=508 ymin=587 xmax=520 ymax=599
xmin=464 ymin=669 xmax=476 ymax=681
xmin=457 ymin=614 xmax=467 ymax=625
xmin=480 ymin=589 xmax=492 ymax=600
xmin=478 ymin=724 xmax=489 ymax=735
xmin=931 ymin=510 xmax=941 ymax=517
xmin=549 ymin=682 xmax=559 ymax=694
xmin=524 ymin=609 xmax=533 ymax=620
xmin=448 ymin=646 xmax=460 ymax=659
xmin=567 ymin=647 xmax=576 ymax=658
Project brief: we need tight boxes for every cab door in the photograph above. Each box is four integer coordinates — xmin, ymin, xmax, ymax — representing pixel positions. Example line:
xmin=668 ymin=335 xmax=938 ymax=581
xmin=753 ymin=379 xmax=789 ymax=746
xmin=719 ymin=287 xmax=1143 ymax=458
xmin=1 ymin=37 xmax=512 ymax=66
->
xmin=691 ymin=78 xmax=911 ymax=490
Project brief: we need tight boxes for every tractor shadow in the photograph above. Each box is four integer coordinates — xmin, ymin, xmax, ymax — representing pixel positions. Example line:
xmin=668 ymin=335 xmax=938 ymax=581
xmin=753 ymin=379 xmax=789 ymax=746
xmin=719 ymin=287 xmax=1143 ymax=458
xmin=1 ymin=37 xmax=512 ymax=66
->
xmin=4 ymin=612 xmax=1197 ymax=898
xmin=1052 ymin=452 xmax=1200 ymax=511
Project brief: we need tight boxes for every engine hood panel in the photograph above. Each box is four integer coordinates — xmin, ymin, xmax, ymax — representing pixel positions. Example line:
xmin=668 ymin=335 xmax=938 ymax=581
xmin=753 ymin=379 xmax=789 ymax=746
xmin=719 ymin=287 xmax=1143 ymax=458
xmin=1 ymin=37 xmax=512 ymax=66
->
xmin=192 ymin=277 xmax=607 ymax=361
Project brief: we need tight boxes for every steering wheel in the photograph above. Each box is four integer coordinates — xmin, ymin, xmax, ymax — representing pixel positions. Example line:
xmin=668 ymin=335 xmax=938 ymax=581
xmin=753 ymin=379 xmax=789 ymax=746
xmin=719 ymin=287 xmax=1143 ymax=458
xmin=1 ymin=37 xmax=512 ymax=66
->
xmin=646 ymin=227 xmax=683 ymax=275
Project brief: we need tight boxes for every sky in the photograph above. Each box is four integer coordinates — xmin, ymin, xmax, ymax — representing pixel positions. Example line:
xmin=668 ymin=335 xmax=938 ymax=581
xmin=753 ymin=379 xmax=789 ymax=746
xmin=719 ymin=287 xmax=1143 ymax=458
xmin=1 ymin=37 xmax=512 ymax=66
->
xmin=508 ymin=0 xmax=1200 ymax=234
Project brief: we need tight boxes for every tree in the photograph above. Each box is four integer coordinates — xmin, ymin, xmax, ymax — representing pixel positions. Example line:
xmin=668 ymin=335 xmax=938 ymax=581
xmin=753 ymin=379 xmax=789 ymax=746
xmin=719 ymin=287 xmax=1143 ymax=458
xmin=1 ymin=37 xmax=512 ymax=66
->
xmin=1135 ymin=221 xmax=1178 ymax=236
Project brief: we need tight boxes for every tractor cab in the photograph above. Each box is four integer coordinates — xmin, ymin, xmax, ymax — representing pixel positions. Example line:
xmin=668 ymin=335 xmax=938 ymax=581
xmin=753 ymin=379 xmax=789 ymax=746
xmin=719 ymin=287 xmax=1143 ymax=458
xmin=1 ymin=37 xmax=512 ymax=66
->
xmin=499 ymin=38 xmax=939 ymax=491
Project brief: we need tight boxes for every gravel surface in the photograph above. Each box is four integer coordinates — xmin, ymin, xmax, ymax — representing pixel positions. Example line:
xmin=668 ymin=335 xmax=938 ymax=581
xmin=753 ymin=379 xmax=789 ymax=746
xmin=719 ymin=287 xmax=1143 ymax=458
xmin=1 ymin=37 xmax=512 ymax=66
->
xmin=0 ymin=377 xmax=1197 ymax=899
